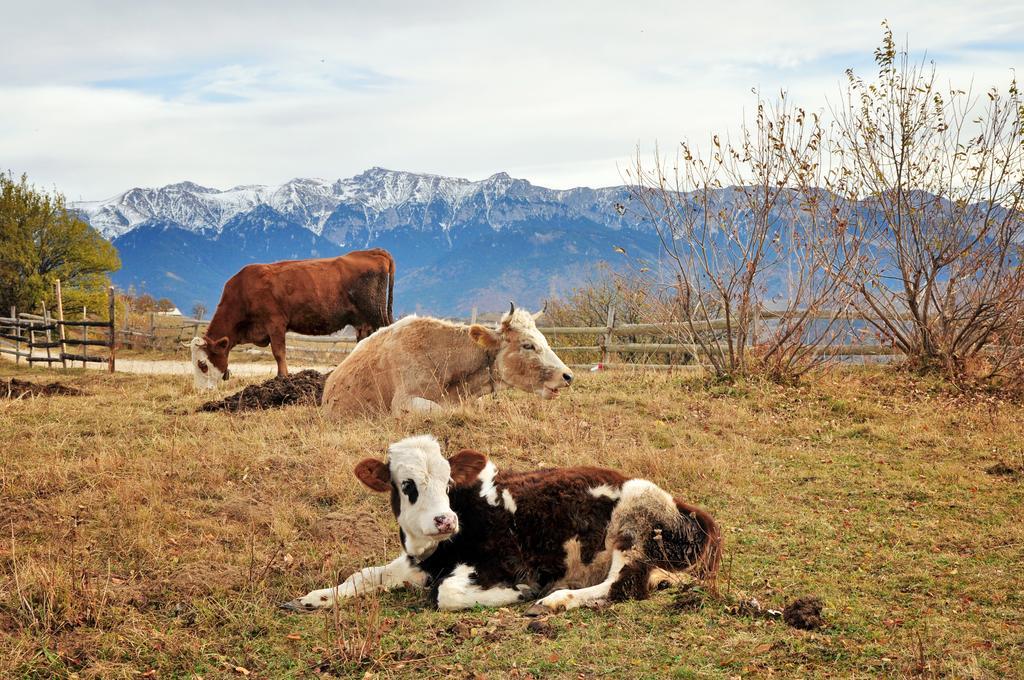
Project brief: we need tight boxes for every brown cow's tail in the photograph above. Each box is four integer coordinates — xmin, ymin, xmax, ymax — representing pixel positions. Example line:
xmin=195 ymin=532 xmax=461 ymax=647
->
xmin=386 ymin=253 xmax=395 ymax=325
xmin=675 ymin=498 xmax=722 ymax=593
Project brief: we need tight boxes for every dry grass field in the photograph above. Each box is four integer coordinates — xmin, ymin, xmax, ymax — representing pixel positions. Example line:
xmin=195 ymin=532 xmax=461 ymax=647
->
xmin=1 ymin=364 xmax=1023 ymax=679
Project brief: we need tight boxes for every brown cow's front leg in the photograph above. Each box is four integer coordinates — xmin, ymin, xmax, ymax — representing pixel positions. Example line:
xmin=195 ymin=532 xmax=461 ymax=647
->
xmin=269 ymin=329 xmax=288 ymax=377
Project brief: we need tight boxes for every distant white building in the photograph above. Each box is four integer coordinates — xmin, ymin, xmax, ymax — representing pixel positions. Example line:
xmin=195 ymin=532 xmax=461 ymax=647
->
xmin=156 ymin=307 xmax=184 ymax=316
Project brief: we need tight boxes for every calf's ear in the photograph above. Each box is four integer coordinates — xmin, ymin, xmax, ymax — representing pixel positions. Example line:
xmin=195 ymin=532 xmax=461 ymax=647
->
xmin=354 ymin=458 xmax=391 ymax=492
xmin=211 ymin=336 xmax=230 ymax=351
xmin=469 ymin=325 xmax=500 ymax=349
xmin=448 ymin=449 xmax=488 ymax=486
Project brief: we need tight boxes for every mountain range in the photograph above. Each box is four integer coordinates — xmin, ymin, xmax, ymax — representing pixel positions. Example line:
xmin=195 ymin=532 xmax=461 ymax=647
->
xmin=75 ymin=168 xmax=658 ymax=315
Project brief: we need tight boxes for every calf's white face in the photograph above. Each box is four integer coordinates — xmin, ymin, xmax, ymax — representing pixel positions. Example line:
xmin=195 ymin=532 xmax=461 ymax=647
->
xmin=354 ymin=435 xmax=487 ymax=559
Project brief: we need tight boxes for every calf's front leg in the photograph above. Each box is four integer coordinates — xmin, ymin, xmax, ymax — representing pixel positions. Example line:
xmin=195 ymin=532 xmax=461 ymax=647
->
xmin=435 ymin=564 xmax=534 ymax=611
xmin=280 ymin=554 xmax=426 ymax=613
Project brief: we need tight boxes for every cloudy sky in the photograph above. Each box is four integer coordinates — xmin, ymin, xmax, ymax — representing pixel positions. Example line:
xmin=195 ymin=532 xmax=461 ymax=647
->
xmin=2 ymin=1 xmax=1022 ymax=200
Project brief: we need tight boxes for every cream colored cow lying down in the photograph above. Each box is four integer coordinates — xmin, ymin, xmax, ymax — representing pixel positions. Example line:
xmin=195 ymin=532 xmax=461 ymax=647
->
xmin=320 ymin=304 xmax=573 ymax=418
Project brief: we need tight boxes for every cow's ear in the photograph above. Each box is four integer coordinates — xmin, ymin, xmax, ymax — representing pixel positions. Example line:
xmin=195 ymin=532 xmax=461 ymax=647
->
xmin=354 ymin=458 xmax=391 ymax=492
xmin=448 ymin=449 xmax=488 ymax=486
xmin=469 ymin=325 xmax=500 ymax=349
xmin=211 ymin=336 xmax=230 ymax=351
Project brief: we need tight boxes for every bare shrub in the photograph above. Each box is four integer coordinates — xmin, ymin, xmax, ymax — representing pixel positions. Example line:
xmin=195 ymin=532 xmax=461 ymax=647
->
xmin=626 ymin=93 xmax=857 ymax=381
xmin=832 ymin=23 xmax=1024 ymax=382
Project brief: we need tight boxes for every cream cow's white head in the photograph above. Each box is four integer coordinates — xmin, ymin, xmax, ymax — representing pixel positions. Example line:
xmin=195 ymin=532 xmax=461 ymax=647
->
xmin=468 ymin=303 xmax=574 ymax=399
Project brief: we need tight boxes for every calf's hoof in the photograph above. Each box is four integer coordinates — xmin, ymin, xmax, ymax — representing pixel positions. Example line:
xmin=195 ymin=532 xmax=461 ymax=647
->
xmin=524 ymin=602 xmax=556 ymax=617
xmin=278 ymin=599 xmax=320 ymax=614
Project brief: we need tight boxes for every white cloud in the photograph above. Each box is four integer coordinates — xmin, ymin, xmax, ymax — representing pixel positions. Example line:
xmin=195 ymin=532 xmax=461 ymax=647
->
xmin=1 ymin=1 xmax=1021 ymax=199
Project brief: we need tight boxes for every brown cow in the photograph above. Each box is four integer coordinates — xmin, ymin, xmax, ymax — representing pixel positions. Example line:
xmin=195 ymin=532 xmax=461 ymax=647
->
xmin=189 ymin=248 xmax=394 ymax=389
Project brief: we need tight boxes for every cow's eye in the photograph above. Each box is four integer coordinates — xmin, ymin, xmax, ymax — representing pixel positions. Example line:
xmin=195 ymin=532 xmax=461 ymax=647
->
xmin=521 ymin=343 xmax=535 ymax=351
xmin=197 ymin=360 xmax=209 ymax=374
xmin=401 ymin=480 xmax=418 ymax=504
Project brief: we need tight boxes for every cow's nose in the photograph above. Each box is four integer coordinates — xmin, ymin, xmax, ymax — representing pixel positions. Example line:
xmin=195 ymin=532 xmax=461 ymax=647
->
xmin=563 ymin=372 xmax=574 ymax=385
xmin=434 ymin=514 xmax=457 ymax=533
xmin=222 ymin=369 xmax=230 ymax=380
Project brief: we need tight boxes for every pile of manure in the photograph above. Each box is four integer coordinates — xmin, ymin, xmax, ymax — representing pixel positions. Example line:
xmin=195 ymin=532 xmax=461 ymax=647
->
xmin=2 ymin=378 xmax=84 ymax=399
xmin=198 ymin=370 xmax=327 ymax=412
xmin=782 ymin=596 xmax=825 ymax=630
xmin=986 ymin=461 xmax=1021 ymax=479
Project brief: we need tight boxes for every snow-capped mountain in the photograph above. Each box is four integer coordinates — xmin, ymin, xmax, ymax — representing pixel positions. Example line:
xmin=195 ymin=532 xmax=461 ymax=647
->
xmin=75 ymin=168 xmax=633 ymax=241
xmin=76 ymin=177 xmax=345 ymax=238
xmin=76 ymin=168 xmax=655 ymax=315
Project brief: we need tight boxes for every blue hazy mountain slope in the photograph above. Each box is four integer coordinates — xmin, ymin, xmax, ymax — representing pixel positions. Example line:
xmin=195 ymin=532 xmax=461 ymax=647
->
xmin=87 ymin=169 xmax=647 ymax=315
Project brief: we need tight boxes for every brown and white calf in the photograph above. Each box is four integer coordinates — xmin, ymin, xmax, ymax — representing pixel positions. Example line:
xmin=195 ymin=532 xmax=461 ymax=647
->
xmin=320 ymin=304 xmax=573 ymax=418
xmin=281 ymin=435 xmax=720 ymax=614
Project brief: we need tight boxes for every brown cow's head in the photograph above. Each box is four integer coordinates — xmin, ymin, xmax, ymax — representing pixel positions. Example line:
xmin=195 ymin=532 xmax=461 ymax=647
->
xmin=469 ymin=303 xmax=573 ymax=399
xmin=188 ymin=335 xmax=230 ymax=390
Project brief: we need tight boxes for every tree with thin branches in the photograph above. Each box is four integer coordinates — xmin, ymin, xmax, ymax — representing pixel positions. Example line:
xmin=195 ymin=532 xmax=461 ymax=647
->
xmin=832 ymin=23 xmax=1024 ymax=379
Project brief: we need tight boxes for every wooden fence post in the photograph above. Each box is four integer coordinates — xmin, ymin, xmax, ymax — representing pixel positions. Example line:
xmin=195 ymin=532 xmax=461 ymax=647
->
xmin=11 ymin=306 xmax=19 ymax=365
xmin=82 ymin=307 xmax=88 ymax=368
xmin=470 ymin=306 xmax=478 ymax=325
xmin=600 ymin=304 xmax=616 ymax=366
xmin=108 ymin=286 xmax=116 ymax=373
xmin=40 ymin=304 xmax=54 ymax=366
xmin=54 ymin=279 xmax=67 ymax=369
xmin=123 ymin=296 xmax=130 ymax=345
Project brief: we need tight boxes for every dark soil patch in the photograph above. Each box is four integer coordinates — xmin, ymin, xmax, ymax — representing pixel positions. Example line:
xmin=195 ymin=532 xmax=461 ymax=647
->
xmin=668 ymin=583 xmax=708 ymax=612
xmin=525 ymin=619 xmax=558 ymax=638
xmin=986 ymin=462 xmax=1021 ymax=479
xmin=783 ymin=596 xmax=825 ymax=630
xmin=197 ymin=370 xmax=326 ymax=412
xmin=2 ymin=378 xmax=84 ymax=398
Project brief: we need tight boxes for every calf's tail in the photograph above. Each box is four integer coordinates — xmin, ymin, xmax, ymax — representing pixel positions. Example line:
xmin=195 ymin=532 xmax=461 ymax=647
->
xmin=674 ymin=498 xmax=722 ymax=592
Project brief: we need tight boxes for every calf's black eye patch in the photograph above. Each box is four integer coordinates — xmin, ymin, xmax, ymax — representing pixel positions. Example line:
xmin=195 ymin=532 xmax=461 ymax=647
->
xmin=401 ymin=479 xmax=419 ymax=504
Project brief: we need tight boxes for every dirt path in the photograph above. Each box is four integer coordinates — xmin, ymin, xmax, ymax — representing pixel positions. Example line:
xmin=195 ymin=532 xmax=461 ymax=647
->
xmin=92 ymin=358 xmax=334 ymax=376
xmin=1 ymin=353 xmax=332 ymax=377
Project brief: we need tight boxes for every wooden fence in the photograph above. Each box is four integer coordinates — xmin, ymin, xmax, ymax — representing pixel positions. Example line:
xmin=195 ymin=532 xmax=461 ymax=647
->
xmin=116 ymin=314 xmax=358 ymax=364
xmin=531 ymin=307 xmax=903 ymax=371
xmin=2 ymin=287 xmax=912 ymax=374
xmin=107 ymin=304 xmax=906 ymax=372
xmin=0 ymin=283 xmax=116 ymax=372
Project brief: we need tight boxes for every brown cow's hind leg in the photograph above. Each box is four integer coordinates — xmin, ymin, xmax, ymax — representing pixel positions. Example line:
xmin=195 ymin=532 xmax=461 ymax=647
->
xmin=270 ymin=329 xmax=288 ymax=377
